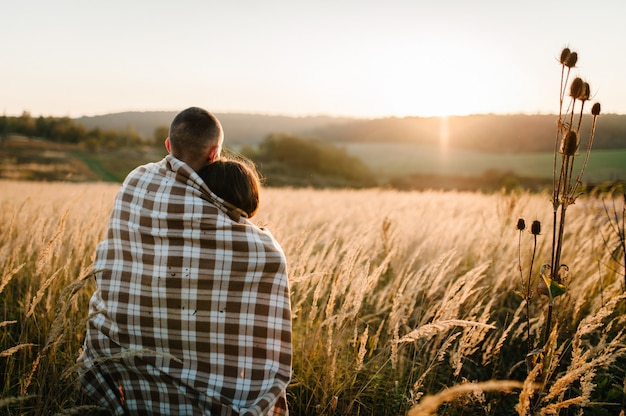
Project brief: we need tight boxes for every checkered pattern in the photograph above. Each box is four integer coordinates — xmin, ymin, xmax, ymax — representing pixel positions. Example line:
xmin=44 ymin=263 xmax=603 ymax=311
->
xmin=78 ymin=155 xmax=292 ymax=415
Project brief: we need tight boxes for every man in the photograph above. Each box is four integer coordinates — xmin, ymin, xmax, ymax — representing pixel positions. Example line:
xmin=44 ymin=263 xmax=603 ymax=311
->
xmin=78 ymin=107 xmax=292 ymax=415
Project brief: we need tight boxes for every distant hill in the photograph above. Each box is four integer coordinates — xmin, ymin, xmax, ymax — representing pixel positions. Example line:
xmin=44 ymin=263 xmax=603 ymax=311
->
xmin=74 ymin=112 xmax=626 ymax=152
xmin=311 ymin=113 xmax=626 ymax=152
xmin=74 ymin=112 xmax=356 ymax=145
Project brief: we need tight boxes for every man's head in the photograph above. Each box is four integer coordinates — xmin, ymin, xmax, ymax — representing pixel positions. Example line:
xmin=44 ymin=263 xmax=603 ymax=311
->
xmin=165 ymin=107 xmax=224 ymax=171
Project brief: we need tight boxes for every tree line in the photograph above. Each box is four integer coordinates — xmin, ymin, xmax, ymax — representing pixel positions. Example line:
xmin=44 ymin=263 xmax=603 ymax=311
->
xmin=1 ymin=112 xmax=376 ymax=188
xmin=240 ymin=133 xmax=376 ymax=188
xmin=1 ymin=111 xmax=146 ymax=151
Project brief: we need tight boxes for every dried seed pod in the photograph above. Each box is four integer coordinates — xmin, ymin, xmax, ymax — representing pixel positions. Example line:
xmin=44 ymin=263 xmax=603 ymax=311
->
xmin=556 ymin=264 xmax=569 ymax=284
xmin=560 ymin=131 xmax=579 ymax=156
xmin=578 ymin=82 xmax=590 ymax=101
xmin=565 ymin=51 xmax=578 ymax=68
xmin=591 ymin=102 xmax=601 ymax=116
xmin=517 ymin=218 xmax=526 ymax=231
xmin=560 ymin=48 xmax=571 ymax=65
xmin=570 ymin=78 xmax=583 ymax=99
xmin=537 ymin=264 xmax=552 ymax=297
xmin=531 ymin=220 xmax=541 ymax=235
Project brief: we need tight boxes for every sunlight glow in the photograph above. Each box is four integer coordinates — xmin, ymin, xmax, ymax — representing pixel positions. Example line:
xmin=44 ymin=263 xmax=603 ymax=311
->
xmin=358 ymin=35 xmax=513 ymax=118
xmin=439 ymin=116 xmax=449 ymax=159
xmin=3 ymin=1 xmax=624 ymax=118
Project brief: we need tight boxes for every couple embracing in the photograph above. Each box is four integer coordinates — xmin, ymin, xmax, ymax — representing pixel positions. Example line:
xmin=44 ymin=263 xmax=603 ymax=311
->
xmin=78 ymin=107 xmax=292 ymax=416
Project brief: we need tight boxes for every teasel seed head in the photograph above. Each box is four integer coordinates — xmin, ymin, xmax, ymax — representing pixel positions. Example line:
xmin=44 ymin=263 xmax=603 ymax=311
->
xmin=570 ymin=77 xmax=583 ymax=99
xmin=565 ymin=51 xmax=578 ymax=68
xmin=537 ymin=264 xmax=552 ymax=297
xmin=578 ymin=82 xmax=590 ymax=101
xmin=560 ymin=130 xmax=579 ymax=156
xmin=591 ymin=102 xmax=601 ymax=116
xmin=559 ymin=48 xmax=571 ymax=65
xmin=556 ymin=264 xmax=569 ymax=284
xmin=516 ymin=218 xmax=526 ymax=231
xmin=531 ymin=220 xmax=541 ymax=235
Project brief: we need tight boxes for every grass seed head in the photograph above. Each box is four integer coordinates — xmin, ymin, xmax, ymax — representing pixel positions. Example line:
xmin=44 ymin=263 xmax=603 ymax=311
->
xmin=516 ymin=218 xmax=526 ymax=231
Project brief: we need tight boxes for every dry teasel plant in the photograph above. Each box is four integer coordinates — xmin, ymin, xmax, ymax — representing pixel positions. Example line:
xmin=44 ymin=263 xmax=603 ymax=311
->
xmin=517 ymin=46 xmax=602 ymax=362
xmin=515 ymin=218 xmax=541 ymax=358
xmin=547 ymin=46 xmax=601 ymax=344
xmin=513 ymin=45 xmax=604 ymax=416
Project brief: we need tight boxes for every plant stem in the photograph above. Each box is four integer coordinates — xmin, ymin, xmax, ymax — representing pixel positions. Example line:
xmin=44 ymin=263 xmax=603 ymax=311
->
xmin=544 ymin=303 xmax=553 ymax=346
xmin=551 ymin=210 xmax=557 ymax=274
xmin=554 ymin=204 xmax=568 ymax=282
xmin=526 ymin=234 xmax=538 ymax=355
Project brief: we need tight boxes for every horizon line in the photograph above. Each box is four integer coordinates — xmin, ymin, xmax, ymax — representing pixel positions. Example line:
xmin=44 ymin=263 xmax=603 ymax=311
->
xmin=4 ymin=109 xmax=621 ymax=120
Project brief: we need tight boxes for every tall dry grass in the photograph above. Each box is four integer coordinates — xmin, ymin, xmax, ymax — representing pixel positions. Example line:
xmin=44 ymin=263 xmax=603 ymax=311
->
xmin=0 ymin=181 xmax=113 ymax=414
xmin=2 ymin=180 xmax=624 ymax=415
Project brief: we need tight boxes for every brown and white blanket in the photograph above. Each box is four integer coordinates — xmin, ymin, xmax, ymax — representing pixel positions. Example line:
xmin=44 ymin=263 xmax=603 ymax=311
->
xmin=78 ymin=155 xmax=292 ymax=415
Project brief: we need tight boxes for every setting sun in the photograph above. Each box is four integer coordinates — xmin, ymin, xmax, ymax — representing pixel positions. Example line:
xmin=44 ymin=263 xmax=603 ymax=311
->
xmin=356 ymin=35 xmax=519 ymax=117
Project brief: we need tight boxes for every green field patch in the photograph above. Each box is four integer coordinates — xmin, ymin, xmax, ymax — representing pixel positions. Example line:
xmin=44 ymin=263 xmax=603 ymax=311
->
xmin=70 ymin=151 xmax=120 ymax=182
xmin=343 ymin=142 xmax=626 ymax=182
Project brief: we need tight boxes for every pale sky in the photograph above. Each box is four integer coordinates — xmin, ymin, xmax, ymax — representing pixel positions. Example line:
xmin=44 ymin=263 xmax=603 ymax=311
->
xmin=2 ymin=0 xmax=625 ymax=118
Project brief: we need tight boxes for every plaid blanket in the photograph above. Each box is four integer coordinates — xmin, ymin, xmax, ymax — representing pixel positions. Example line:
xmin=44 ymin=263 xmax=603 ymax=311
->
xmin=78 ymin=155 xmax=292 ymax=415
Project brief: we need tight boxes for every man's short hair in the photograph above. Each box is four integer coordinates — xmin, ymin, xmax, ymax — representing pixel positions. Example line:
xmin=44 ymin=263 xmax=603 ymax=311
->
xmin=169 ymin=107 xmax=223 ymax=165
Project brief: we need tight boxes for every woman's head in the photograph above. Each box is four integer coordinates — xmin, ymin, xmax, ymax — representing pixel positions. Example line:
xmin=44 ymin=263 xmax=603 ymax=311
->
xmin=198 ymin=158 xmax=261 ymax=218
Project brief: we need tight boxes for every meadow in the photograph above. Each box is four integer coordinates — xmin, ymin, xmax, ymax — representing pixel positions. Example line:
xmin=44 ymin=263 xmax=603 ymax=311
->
xmin=344 ymin=142 xmax=626 ymax=182
xmin=1 ymin=180 xmax=625 ymax=415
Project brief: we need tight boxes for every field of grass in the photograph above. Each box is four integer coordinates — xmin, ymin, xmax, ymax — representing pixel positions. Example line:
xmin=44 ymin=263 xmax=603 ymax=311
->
xmin=344 ymin=142 xmax=626 ymax=182
xmin=3 ymin=136 xmax=625 ymax=191
xmin=1 ymin=180 xmax=625 ymax=415
xmin=0 ymin=136 xmax=166 ymax=183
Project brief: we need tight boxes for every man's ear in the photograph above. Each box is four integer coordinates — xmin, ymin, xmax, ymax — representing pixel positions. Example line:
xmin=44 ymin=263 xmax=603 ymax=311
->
xmin=207 ymin=145 xmax=220 ymax=163
xmin=165 ymin=137 xmax=171 ymax=153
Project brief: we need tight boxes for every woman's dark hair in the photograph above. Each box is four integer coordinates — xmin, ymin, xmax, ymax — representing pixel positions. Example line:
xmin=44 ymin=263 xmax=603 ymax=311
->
xmin=198 ymin=158 xmax=261 ymax=218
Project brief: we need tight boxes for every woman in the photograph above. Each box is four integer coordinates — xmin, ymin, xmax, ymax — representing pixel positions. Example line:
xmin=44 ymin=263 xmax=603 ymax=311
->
xmin=197 ymin=157 xmax=262 ymax=218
